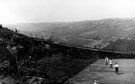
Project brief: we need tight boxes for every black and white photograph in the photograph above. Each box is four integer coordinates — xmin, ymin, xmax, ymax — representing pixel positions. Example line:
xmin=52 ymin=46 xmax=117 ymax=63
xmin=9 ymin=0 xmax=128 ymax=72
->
xmin=0 ymin=0 xmax=135 ymax=84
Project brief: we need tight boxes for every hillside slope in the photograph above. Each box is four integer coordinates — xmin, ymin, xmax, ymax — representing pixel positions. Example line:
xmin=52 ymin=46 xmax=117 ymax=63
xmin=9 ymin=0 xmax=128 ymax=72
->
xmin=5 ymin=18 xmax=135 ymax=54
xmin=0 ymin=26 xmax=99 ymax=84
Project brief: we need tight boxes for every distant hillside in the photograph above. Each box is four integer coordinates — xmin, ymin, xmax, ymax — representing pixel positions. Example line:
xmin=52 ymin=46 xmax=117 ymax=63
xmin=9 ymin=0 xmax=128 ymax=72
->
xmin=4 ymin=22 xmax=68 ymax=32
xmin=5 ymin=18 xmax=135 ymax=53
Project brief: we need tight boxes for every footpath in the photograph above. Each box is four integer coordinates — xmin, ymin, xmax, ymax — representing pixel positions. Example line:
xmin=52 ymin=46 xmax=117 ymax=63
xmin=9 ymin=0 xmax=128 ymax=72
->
xmin=66 ymin=59 xmax=135 ymax=84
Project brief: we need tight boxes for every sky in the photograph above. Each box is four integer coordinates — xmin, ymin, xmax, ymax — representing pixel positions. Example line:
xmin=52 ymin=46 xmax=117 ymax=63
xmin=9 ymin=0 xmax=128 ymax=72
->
xmin=0 ymin=0 xmax=135 ymax=24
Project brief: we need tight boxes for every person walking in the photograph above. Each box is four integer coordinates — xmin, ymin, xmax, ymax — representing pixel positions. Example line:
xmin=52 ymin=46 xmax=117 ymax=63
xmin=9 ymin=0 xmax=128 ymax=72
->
xmin=105 ymin=56 xmax=109 ymax=65
xmin=109 ymin=59 xmax=113 ymax=69
xmin=114 ymin=63 xmax=119 ymax=74
xmin=93 ymin=80 xmax=98 ymax=84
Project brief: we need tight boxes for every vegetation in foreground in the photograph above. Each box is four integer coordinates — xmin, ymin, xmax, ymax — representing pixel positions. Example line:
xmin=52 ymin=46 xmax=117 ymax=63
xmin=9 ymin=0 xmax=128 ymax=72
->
xmin=0 ymin=25 xmax=97 ymax=84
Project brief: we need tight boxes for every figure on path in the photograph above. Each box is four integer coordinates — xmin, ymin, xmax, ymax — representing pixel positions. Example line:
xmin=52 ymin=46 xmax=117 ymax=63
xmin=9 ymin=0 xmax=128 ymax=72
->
xmin=114 ymin=63 xmax=119 ymax=74
xmin=109 ymin=59 xmax=113 ymax=69
xmin=105 ymin=56 xmax=109 ymax=65
xmin=93 ymin=80 xmax=98 ymax=84
xmin=0 ymin=24 xmax=2 ymax=29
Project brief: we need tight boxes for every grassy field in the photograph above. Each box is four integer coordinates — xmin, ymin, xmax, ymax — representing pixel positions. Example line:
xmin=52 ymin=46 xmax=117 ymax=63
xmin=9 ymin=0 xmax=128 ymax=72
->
xmin=66 ymin=59 xmax=135 ymax=84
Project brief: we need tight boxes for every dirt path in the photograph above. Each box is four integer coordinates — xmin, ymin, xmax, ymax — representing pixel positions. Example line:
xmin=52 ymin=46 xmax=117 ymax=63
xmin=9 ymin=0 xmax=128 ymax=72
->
xmin=66 ymin=59 xmax=135 ymax=84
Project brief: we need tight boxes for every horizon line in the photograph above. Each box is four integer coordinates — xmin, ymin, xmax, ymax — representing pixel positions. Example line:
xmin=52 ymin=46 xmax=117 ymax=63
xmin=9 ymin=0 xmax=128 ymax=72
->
xmin=2 ymin=17 xmax=135 ymax=25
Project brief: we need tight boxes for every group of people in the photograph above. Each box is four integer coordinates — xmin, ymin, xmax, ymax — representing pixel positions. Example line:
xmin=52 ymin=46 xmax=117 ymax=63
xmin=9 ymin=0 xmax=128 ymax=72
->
xmin=93 ymin=57 xmax=119 ymax=84
xmin=105 ymin=56 xmax=119 ymax=74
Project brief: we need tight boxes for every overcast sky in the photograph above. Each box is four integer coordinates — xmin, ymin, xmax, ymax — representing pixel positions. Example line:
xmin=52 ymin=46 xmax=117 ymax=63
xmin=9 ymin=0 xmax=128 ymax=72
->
xmin=0 ymin=0 xmax=135 ymax=24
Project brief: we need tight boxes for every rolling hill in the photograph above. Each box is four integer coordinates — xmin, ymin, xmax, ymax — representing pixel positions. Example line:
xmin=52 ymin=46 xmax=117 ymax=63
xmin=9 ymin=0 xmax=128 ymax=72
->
xmin=5 ymin=18 xmax=135 ymax=53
